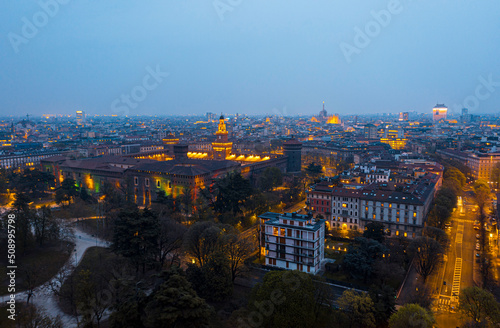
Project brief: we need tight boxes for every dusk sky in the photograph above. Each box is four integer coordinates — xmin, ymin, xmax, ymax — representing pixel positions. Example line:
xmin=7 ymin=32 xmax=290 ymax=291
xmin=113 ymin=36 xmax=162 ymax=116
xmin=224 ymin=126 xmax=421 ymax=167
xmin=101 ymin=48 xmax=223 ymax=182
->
xmin=1 ymin=1 xmax=500 ymax=117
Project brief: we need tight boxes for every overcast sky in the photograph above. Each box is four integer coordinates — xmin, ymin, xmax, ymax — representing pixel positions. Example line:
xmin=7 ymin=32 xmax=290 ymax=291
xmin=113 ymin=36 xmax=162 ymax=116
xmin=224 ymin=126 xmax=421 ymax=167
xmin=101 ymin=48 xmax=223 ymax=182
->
xmin=1 ymin=1 xmax=499 ymax=117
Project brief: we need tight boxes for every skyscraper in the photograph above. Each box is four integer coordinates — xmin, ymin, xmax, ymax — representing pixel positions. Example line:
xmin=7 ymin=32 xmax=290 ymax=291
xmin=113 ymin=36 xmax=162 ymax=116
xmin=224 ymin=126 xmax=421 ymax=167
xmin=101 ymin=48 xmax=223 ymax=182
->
xmin=76 ymin=110 xmax=86 ymax=126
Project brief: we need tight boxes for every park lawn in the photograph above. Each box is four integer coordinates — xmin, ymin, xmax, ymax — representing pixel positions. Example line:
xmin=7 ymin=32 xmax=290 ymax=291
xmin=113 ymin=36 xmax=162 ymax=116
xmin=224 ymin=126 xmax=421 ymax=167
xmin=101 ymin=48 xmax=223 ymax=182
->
xmin=58 ymin=246 xmax=122 ymax=315
xmin=0 ymin=242 xmax=73 ymax=296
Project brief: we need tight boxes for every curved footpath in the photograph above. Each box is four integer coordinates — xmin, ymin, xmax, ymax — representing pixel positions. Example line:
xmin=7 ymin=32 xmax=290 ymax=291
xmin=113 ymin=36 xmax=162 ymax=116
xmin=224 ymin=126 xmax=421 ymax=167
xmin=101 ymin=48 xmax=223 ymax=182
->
xmin=1 ymin=227 xmax=110 ymax=327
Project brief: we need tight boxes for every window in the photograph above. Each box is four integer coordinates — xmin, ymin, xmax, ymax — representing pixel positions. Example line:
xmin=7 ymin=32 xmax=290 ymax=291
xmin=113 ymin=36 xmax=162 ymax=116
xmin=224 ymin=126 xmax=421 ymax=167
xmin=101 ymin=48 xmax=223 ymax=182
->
xmin=145 ymin=178 xmax=149 ymax=187
xmin=342 ymin=203 xmax=347 ymax=208
xmin=273 ymin=227 xmax=278 ymax=235
xmin=134 ymin=177 xmax=138 ymax=185
xmin=157 ymin=180 xmax=161 ymax=187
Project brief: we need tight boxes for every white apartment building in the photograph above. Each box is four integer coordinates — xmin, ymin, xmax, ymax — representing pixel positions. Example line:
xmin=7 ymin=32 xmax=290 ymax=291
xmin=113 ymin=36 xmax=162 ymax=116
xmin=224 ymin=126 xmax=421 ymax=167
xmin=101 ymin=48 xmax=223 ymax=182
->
xmin=259 ymin=212 xmax=325 ymax=274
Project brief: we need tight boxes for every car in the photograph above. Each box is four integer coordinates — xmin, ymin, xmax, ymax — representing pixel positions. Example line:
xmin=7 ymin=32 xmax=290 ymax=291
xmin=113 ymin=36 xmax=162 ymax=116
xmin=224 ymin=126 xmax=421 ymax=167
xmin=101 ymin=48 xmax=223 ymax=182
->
xmin=476 ymin=253 xmax=481 ymax=257
xmin=476 ymin=234 xmax=480 ymax=239
xmin=476 ymin=244 xmax=481 ymax=250
xmin=474 ymin=225 xmax=480 ymax=230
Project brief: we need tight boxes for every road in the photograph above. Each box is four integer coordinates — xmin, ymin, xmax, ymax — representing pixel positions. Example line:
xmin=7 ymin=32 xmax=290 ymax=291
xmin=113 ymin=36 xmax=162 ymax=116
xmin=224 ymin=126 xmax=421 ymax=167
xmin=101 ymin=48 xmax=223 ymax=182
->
xmin=430 ymin=199 xmax=477 ymax=326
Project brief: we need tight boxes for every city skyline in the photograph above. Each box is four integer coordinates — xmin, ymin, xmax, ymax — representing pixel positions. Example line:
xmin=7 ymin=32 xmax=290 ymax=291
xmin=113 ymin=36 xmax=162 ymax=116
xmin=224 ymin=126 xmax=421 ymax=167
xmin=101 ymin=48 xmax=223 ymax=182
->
xmin=1 ymin=1 xmax=500 ymax=116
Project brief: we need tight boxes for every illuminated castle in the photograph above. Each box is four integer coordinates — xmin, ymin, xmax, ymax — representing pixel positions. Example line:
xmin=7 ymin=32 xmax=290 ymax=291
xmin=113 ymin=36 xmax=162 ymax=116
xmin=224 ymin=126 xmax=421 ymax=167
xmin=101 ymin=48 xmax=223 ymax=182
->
xmin=211 ymin=114 xmax=233 ymax=160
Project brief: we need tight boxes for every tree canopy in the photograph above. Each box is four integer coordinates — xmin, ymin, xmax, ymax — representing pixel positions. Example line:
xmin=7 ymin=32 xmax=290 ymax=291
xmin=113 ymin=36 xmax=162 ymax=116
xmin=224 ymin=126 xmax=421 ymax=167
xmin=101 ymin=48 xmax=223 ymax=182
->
xmin=388 ymin=303 xmax=434 ymax=328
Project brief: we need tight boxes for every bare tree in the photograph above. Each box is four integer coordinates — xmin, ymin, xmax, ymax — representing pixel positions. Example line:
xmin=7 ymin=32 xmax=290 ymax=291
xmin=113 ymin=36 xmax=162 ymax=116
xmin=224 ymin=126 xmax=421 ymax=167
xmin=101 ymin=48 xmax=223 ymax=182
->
xmin=157 ymin=213 xmax=187 ymax=269
xmin=221 ymin=233 xmax=253 ymax=282
xmin=408 ymin=236 xmax=444 ymax=282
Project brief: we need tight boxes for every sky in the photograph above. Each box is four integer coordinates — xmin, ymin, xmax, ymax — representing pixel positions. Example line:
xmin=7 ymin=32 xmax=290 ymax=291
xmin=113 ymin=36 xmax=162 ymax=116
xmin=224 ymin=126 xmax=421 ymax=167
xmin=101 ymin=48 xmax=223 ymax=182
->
xmin=1 ymin=0 xmax=500 ymax=117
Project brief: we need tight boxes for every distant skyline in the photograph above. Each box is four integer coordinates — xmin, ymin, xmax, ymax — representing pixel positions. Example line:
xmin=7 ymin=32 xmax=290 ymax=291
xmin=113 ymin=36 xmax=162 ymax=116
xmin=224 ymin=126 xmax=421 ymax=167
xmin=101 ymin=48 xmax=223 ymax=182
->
xmin=1 ymin=1 xmax=500 ymax=116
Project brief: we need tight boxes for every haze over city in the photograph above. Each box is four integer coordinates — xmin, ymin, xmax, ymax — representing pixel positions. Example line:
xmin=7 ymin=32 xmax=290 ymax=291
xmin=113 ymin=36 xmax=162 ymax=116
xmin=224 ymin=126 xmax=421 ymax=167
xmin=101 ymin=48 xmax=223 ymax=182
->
xmin=3 ymin=2 xmax=500 ymax=328
xmin=2 ymin=0 xmax=500 ymax=117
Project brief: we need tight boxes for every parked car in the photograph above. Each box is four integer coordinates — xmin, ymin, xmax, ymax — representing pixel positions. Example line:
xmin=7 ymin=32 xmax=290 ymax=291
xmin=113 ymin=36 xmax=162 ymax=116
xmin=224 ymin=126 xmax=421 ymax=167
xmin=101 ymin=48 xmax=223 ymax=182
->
xmin=476 ymin=234 xmax=480 ymax=239
xmin=476 ymin=243 xmax=481 ymax=251
xmin=476 ymin=253 xmax=481 ymax=257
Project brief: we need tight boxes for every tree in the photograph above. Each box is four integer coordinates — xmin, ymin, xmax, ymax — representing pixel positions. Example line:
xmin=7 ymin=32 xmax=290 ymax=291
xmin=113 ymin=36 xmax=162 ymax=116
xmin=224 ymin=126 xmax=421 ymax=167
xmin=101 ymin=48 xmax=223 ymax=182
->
xmin=76 ymin=269 xmax=110 ymax=328
xmin=306 ymin=162 xmax=323 ymax=175
xmin=473 ymin=180 xmax=491 ymax=219
xmin=444 ymin=167 xmax=466 ymax=189
xmin=369 ymin=284 xmax=396 ymax=326
xmin=112 ymin=208 xmax=159 ymax=274
xmin=363 ymin=222 xmax=385 ymax=243
xmin=337 ymin=289 xmax=376 ymax=328
xmin=79 ymin=185 xmax=92 ymax=203
xmin=422 ymin=226 xmax=450 ymax=251
xmin=212 ymin=171 xmax=253 ymax=216
xmin=258 ymin=167 xmax=283 ymax=191
xmin=187 ymin=250 xmax=233 ymax=301
xmin=156 ymin=214 xmax=186 ymax=269
xmin=491 ymin=162 xmax=500 ymax=189
xmin=144 ymin=270 xmax=213 ymax=328
xmin=221 ymin=233 xmax=253 ymax=282
xmin=16 ymin=303 xmax=63 ymax=328
xmin=33 ymin=206 xmax=60 ymax=246
xmin=247 ymin=270 xmax=317 ymax=328
xmin=56 ymin=178 xmax=79 ymax=205
xmin=183 ymin=221 xmax=221 ymax=267
xmin=388 ymin=303 xmax=434 ymax=328
xmin=13 ymin=192 xmax=34 ymax=255
xmin=459 ymin=286 xmax=500 ymax=325
xmin=408 ymin=236 xmax=444 ymax=282
xmin=343 ymin=237 xmax=386 ymax=282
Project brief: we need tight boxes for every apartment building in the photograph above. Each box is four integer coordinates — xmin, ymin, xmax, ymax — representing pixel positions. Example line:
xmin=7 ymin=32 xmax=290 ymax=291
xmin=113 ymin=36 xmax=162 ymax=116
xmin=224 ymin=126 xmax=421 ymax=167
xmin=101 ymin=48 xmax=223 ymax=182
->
xmin=259 ymin=212 xmax=325 ymax=274
xmin=306 ymin=171 xmax=441 ymax=238
xmin=437 ymin=148 xmax=500 ymax=181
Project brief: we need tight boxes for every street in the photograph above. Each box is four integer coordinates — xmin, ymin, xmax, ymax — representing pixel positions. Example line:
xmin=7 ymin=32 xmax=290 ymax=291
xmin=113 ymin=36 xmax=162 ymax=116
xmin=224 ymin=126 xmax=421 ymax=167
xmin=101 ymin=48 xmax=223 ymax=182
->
xmin=431 ymin=199 xmax=483 ymax=326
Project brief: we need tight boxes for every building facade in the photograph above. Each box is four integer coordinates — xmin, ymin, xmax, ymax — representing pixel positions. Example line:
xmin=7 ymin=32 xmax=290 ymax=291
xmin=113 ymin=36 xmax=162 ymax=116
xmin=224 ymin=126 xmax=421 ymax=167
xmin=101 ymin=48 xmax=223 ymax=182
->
xmin=260 ymin=212 xmax=325 ymax=274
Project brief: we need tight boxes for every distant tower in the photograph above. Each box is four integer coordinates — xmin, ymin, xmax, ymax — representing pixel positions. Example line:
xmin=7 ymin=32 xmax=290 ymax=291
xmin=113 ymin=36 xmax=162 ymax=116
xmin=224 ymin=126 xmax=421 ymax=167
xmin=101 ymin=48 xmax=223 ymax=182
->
xmin=319 ymin=101 xmax=327 ymax=118
xmin=212 ymin=114 xmax=232 ymax=160
xmin=432 ymin=104 xmax=448 ymax=122
xmin=283 ymin=138 xmax=302 ymax=173
xmin=76 ymin=110 xmax=86 ymax=126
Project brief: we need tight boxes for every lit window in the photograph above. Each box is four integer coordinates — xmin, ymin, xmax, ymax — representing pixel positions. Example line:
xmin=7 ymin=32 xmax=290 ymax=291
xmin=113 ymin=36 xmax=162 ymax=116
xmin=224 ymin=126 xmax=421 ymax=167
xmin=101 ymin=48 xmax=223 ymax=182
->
xmin=396 ymin=230 xmax=399 ymax=236
xmin=413 ymin=212 xmax=417 ymax=218
xmin=342 ymin=203 xmax=347 ymax=208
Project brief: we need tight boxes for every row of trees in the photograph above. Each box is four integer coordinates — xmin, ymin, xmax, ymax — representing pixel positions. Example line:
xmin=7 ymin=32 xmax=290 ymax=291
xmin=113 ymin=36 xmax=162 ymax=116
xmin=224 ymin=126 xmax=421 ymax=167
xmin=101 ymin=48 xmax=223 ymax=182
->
xmin=232 ymin=269 xmax=434 ymax=328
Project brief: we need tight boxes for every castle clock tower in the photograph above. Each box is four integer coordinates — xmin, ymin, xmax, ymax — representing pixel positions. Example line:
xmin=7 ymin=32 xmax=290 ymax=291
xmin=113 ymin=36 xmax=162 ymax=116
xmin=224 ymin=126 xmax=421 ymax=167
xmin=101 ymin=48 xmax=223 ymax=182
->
xmin=212 ymin=114 xmax=232 ymax=160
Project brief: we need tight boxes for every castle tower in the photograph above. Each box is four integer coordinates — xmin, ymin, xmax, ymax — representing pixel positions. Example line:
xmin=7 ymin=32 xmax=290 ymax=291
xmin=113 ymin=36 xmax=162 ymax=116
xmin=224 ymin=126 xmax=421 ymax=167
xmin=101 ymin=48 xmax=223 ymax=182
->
xmin=283 ymin=137 xmax=302 ymax=173
xmin=212 ymin=114 xmax=232 ymax=160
